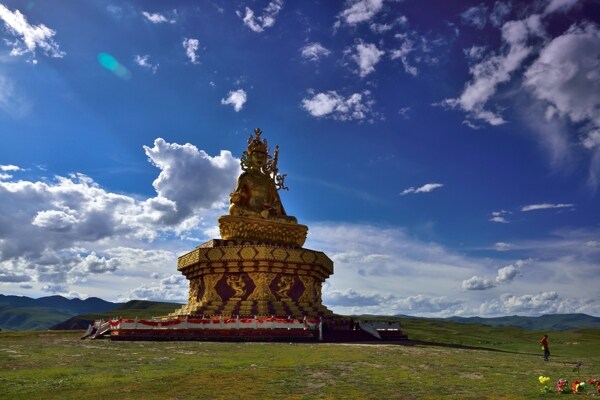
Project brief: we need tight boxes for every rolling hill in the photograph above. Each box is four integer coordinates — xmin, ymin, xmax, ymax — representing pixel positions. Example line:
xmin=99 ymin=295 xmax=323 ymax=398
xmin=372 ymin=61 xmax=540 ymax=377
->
xmin=49 ymin=300 xmax=183 ymax=330
xmin=443 ymin=313 xmax=600 ymax=331
xmin=0 ymin=294 xmax=121 ymax=331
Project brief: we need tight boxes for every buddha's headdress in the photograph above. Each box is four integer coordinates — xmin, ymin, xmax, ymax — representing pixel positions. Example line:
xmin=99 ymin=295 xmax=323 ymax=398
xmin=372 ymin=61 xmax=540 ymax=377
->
xmin=247 ymin=128 xmax=268 ymax=154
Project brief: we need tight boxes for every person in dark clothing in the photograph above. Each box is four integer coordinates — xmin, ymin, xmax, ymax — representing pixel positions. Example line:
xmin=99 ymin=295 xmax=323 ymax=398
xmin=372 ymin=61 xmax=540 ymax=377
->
xmin=540 ymin=334 xmax=550 ymax=361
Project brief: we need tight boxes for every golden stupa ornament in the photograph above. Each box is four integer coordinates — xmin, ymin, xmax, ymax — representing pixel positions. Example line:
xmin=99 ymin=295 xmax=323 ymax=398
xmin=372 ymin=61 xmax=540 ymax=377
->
xmin=172 ymin=128 xmax=333 ymax=319
xmin=219 ymin=128 xmax=308 ymax=246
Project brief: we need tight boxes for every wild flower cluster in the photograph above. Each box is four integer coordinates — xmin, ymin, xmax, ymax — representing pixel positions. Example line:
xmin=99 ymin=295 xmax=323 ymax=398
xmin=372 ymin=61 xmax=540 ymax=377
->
xmin=539 ymin=375 xmax=600 ymax=394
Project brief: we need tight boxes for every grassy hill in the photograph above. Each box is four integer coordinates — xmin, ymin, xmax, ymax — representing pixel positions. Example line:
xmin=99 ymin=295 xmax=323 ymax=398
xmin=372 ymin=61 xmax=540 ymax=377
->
xmin=49 ymin=300 xmax=183 ymax=330
xmin=0 ymin=305 xmax=75 ymax=331
xmin=444 ymin=313 xmax=600 ymax=331
xmin=0 ymin=295 xmax=120 ymax=331
xmin=1 ymin=318 xmax=599 ymax=399
xmin=0 ymin=295 xmax=183 ymax=331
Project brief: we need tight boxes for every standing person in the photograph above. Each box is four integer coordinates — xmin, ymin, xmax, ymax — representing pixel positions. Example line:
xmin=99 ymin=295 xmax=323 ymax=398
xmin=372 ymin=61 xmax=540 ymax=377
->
xmin=540 ymin=334 xmax=550 ymax=361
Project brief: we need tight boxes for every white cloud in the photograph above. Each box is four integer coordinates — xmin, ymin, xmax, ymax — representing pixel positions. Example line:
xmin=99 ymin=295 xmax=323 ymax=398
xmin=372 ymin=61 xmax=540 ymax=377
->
xmin=334 ymin=0 xmax=384 ymax=29
xmin=32 ymin=209 xmax=79 ymax=231
xmin=348 ymin=41 xmax=384 ymax=78
xmin=0 ymin=139 xmax=240 ymax=299
xmin=475 ymin=291 xmax=596 ymax=316
xmin=489 ymin=210 xmax=511 ymax=223
xmin=123 ymin=274 xmax=187 ymax=302
xmin=400 ymin=183 xmax=443 ymax=195
xmin=463 ymin=259 xmax=530 ymax=291
xmin=301 ymin=89 xmax=377 ymax=121
xmin=0 ymin=139 xmax=238 ymax=264
xmin=521 ymin=203 xmax=574 ymax=212
xmin=464 ymin=45 xmax=487 ymax=62
xmin=0 ymin=164 xmax=20 ymax=171
xmin=236 ymin=0 xmax=283 ymax=33
xmin=494 ymin=242 xmax=513 ymax=251
xmin=490 ymin=1 xmax=511 ymax=27
xmin=390 ymin=31 xmax=442 ymax=77
xmin=462 ymin=275 xmax=495 ymax=290
xmin=142 ymin=11 xmax=176 ymax=24
xmin=398 ymin=107 xmax=411 ymax=119
xmin=182 ymin=38 xmax=200 ymax=64
xmin=220 ymin=89 xmax=247 ymax=112
xmin=442 ymin=16 xmax=543 ymax=126
xmin=523 ymin=22 xmax=600 ymax=175
xmin=300 ymin=42 xmax=331 ymax=62
xmin=370 ymin=16 xmax=407 ymax=34
xmin=390 ymin=34 xmax=417 ymax=76
xmin=134 ymin=54 xmax=158 ymax=74
xmin=0 ymin=4 xmax=65 ymax=63
xmin=461 ymin=3 xmax=488 ymax=29
xmin=543 ymin=0 xmax=579 ymax=15
xmin=142 ymin=138 xmax=240 ymax=224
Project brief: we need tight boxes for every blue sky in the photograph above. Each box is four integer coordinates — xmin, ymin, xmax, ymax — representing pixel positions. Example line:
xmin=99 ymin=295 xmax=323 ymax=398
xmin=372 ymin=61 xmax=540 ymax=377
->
xmin=1 ymin=0 xmax=599 ymax=317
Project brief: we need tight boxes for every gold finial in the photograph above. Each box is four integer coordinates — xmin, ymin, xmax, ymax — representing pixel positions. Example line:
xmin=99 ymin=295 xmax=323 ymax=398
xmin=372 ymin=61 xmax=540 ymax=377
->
xmin=247 ymin=127 xmax=268 ymax=154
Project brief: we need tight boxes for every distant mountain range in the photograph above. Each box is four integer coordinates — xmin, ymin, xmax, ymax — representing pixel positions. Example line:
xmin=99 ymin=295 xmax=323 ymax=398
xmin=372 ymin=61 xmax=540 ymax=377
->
xmin=2 ymin=294 xmax=600 ymax=331
xmin=442 ymin=313 xmax=600 ymax=331
xmin=0 ymin=294 xmax=181 ymax=331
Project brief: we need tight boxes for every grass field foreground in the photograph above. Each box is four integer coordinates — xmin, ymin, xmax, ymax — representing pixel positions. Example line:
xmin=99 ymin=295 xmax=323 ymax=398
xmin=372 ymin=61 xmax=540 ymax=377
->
xmin=1 ymin=320 xmax=599 ymax=399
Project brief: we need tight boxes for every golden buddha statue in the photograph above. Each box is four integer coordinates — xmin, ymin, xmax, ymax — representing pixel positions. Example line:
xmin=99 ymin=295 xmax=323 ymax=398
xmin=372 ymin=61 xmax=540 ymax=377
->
xmin=229 ymin=128 xmax=297 ymax=224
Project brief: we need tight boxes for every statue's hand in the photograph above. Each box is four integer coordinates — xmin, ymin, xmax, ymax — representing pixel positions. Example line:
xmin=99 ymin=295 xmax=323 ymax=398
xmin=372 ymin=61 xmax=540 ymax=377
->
xmin=230 ymin=191 xmax=243 ymax=203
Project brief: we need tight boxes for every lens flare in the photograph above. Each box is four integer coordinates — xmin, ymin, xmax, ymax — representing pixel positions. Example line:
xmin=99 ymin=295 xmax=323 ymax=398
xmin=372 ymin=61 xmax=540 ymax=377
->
xmin=97 ymin=52 xmax=131 ymax=80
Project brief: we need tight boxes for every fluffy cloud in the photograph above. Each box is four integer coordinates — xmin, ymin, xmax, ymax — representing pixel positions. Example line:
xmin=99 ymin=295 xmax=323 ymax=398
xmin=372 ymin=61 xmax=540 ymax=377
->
xmin=301 ymin=89 xmax=376 ymax=121
xmin=475 ymin=291 xmax=599 ymax=316
xmin=400 ymin=183 xmax=443 ymax=195
xmin=142 ymin=11 xmax=176 ymax=24
xmin=220 ymin=89 xmax=248 ymax=112
xmin=306 ymin=222 xmax=485 ymax=316
xmin=124 ymin=274 xmax=187 ymax=302
xmin=182 ymin=38 xmax=200 ymax=64
xmin=237 ymin=0 xmax=283 ymax=33
xmin=347 ymin=41 xmax=384 ymax=78
xmin=442 ymin=15 xmax=544 ymax=126
xmin=334 ymin=0 xmax=384 ymax=29
xmin=0 ymin=4 xmax=65 ymax=63
xmin=134 ymin=54 xmax=158 ymax=74
xmin=462 ymin=276 xmax=495 ymax=291
xmin=0 ymin=139 xmax=239 ymax=297
xmin=523 ymin=23 xmax=600 ymax=161
xmin=143 ymin=138 xmax=240 ymax=225
xmin=300 ymin=43 xmax=331 ymax=62
xmin=462 ymin=259 xmax=530 ymax=291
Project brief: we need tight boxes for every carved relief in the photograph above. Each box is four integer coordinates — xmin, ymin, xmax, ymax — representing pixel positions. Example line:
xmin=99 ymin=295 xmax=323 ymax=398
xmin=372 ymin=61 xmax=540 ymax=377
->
xmin=202 ymin=273 xmax=223 ymax=303
xmin=226 ymin=274 xmax=246 ymax=299
xmin=188 ymin=279 xmax=201 ymax=307
xmin=276 ymin=275 xmax=295 ymax=299
xmin=298 ymin=275 xmax=316 ymax=303
xmin=247 ymin=272 xmax=277 ymax=301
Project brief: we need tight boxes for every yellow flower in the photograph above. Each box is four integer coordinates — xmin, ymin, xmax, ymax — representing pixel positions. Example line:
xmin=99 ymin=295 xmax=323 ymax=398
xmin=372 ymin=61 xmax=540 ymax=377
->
xmin=539 ymin=376 xmax=550 ymax=385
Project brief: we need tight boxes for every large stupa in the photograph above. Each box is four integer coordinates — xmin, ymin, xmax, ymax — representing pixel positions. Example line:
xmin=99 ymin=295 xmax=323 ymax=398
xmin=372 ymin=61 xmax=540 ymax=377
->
xmin=85 ymin=128 xmax=406 ymax=341
xmin=170 ymin=128 xmax=334 ymax=319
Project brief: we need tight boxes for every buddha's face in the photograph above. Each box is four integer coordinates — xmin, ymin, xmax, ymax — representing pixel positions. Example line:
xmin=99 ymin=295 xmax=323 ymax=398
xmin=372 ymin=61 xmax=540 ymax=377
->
xmin=250 ymin=151 xmax=267 ymax=167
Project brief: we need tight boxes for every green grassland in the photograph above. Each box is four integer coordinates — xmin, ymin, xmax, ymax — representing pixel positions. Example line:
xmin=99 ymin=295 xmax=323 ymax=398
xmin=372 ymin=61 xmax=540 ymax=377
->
xmin=1 ymin=318 xmax=599 ymax=400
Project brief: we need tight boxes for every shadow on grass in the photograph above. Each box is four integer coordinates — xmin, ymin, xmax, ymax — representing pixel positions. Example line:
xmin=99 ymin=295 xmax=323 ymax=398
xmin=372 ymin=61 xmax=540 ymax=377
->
xmin=356 ymin=338 xmax=543 ymax=357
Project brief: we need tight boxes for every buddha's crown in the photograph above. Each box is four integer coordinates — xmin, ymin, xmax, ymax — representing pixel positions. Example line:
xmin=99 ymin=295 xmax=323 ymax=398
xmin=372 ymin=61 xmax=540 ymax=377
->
xmin=247 ymin=128 xmax=268 ymax=154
